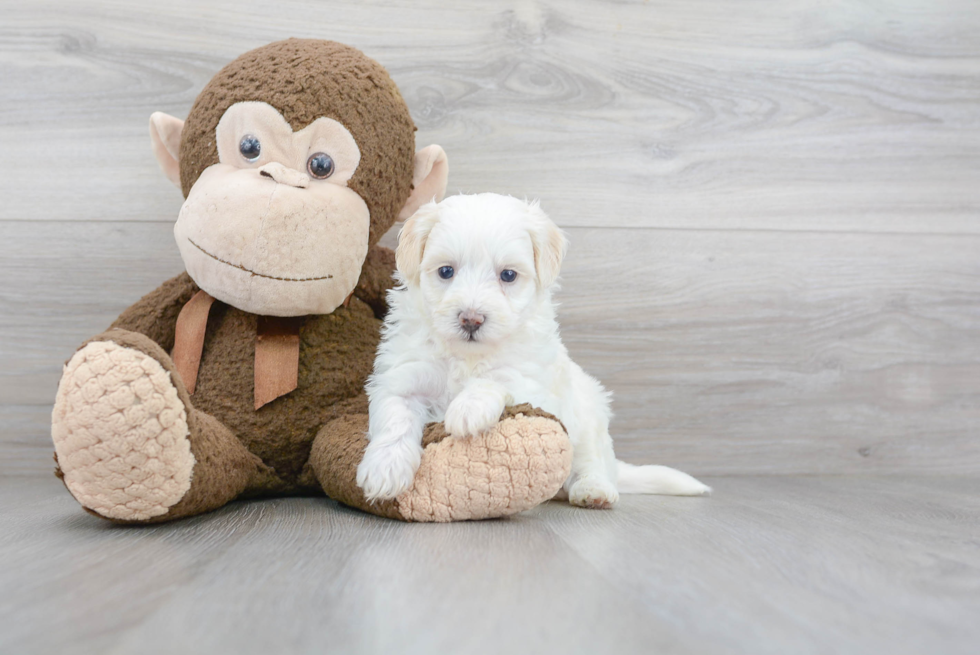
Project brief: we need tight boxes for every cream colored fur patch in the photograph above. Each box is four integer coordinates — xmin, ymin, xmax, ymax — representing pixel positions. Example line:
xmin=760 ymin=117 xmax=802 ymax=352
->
xmin=51 ymin=341 xmax=195 ymax=520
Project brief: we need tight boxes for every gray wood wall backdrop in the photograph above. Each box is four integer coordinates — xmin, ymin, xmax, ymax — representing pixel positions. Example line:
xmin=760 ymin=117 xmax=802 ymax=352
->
xmin=1 ymin=0 xmax=978 ymax=476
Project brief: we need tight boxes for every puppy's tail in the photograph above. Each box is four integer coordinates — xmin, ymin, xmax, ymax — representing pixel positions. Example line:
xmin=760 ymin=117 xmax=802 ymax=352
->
xmin=616 ymin=461 xmax=712 ymax=496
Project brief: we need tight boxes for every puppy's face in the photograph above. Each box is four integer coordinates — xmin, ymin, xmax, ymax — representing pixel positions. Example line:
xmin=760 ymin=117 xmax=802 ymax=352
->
xmin=396 ymin=194 xmax=567 ymax=351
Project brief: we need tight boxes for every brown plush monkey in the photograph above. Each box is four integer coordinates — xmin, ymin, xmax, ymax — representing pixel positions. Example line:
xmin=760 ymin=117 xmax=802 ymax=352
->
xmin=50 ymin=39 xmax=571 ymax=524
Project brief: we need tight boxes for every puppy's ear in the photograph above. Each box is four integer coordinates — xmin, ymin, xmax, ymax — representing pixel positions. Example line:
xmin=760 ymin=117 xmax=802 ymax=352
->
xmin=526 ymin=200 xmax=568 ymax=289
xmin=396 ymin=201 xmax=442 ymax=284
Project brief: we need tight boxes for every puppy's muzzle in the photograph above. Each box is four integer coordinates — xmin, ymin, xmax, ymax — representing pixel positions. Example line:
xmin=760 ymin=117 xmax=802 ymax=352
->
xmin=458 ymin=310 xmax=485 ymax=335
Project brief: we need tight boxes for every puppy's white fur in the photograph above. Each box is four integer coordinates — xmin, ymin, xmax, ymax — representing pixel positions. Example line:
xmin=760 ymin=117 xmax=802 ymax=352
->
xmin=357 ymin=193 xmax=710 ymax=506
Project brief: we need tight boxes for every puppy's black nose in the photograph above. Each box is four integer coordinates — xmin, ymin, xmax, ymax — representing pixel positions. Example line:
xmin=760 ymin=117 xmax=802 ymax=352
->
xmin=459 ymin=310 xmax=485 ymax=334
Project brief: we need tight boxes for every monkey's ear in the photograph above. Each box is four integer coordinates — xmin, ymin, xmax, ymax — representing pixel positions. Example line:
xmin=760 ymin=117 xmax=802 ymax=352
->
xmin=526 ymin=200 xmax=568 ymax=289
xmin=396 ymin=201 xmax=442 ymax=284
xmin=398 ymin=145 xmax=448 ymax=221
xmin=149 ymin=112 xmax=185 ymax=189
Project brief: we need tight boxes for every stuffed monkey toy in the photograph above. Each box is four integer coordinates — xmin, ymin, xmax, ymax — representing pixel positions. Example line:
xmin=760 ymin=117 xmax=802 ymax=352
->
xmin=51 ymin=39 xmax=571 ymax=523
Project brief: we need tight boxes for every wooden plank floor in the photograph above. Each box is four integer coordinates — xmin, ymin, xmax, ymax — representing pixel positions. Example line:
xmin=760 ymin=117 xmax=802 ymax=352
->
xmin=1 ymin=474 xmax=978 ymax=655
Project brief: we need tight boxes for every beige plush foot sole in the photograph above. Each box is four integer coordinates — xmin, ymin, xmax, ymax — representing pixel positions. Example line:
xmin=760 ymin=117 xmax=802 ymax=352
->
xmin=396 ymin=413 xmax=572 ymax=522
xmin=51 ymin=340 xmax=195 ymax=521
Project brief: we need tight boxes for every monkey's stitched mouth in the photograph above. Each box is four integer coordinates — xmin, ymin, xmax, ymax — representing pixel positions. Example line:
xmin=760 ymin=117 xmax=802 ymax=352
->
xmin=187 ymin=238 xmax=333 ymax=282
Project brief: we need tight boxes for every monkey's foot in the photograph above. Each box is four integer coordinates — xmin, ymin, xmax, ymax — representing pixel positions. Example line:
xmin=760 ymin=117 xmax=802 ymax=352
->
xmin=396 ymin=408 xmax=572 ymax=522
xmin=52 ymin=340 xmax=195 ymax=521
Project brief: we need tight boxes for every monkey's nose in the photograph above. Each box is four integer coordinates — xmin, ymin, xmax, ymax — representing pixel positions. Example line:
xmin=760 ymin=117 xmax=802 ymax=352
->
xmin=257 ymin=162 xmax=309 ymax=188
xmin=459 ymin=310 xmax=485 ymax=334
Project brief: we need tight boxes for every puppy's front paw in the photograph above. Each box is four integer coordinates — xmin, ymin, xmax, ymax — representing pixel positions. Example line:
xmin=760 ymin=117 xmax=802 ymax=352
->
xmin=444 ymin=393 xmax=504 ymax=438
xmin=569 ymin=477 xmax=620 ymax=509
xmin=356 ymin=437 xmax=423 ymax=502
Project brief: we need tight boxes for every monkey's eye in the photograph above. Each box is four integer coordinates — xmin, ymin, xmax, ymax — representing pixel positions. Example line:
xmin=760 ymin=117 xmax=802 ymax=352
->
xmin=438 ymin=266 xmax=454 ymax=280
xmin=500 ymin=269 xmax=518 ymax=283
xmin=239 ymin=135 xmax=261 ymax=162
xmin=307 ymin=153 xmax=335 ymax=179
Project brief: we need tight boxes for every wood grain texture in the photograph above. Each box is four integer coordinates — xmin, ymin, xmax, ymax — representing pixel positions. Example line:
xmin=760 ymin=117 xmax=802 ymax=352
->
xmin=3 ymin=220 xmax=978 ymax=474
xmin=1 ymin=0 xmax=978 ymax=232
xmin=2 ymin=0 xmax=980 ymax=476
xmin=4 ymin=4 xmax=980 ymax=654
xmin=2 ymin=475 xmax=978 ymax=655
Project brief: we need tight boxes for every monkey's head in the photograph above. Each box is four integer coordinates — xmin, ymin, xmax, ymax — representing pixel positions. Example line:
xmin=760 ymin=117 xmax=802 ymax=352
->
xmin=149 ymin=39 xmax=447 ymax=316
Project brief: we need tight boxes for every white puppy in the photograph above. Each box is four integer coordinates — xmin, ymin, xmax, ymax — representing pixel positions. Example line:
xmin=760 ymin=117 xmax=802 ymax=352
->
xmin=357 ymin=193 xmax=710 ymax=507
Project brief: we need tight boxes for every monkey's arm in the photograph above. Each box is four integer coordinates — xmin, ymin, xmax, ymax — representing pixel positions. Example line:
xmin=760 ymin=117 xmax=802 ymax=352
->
xmin=354 ymin=245 xmax=397 ymax=320
xmin=109 ymin=272 xmax=200 ymax=352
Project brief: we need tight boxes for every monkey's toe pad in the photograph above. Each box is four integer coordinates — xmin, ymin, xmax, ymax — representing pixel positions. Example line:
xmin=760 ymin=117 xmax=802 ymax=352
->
xmin=396 ymin=413 xmax=572 ymax=522
xmin=52 ymin=341 xmax=195 ymax=521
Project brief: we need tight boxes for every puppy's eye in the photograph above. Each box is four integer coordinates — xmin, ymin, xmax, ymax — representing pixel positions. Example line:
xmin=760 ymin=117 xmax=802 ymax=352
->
xmin=438 ymin=266 xmax=455 ymax=280
xmin=307 ymin=153 xmax=335 ymax=179
xmin=500 ymin=269 xmax=517 ymax=283
xmin=239 ymin=135 xmax=261 ymax=162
